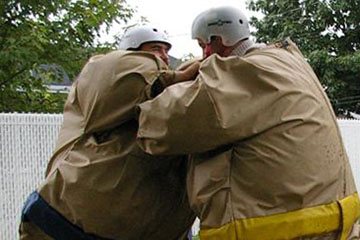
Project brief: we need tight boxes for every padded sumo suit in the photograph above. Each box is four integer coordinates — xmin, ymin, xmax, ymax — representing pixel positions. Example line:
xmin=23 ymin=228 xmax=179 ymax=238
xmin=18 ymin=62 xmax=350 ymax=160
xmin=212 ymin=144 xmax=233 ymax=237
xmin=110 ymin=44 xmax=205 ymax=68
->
xmin=19 ymin=51 xmax=195 ymax=240
xmin=137 ymin=39 xmax=360 ymax=240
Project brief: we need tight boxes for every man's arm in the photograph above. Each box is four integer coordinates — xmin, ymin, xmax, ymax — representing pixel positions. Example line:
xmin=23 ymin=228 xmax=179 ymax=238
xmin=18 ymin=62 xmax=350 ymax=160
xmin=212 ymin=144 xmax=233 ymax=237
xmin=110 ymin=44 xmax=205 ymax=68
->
xmin=150 ymin=61 xmax=200 ymax=97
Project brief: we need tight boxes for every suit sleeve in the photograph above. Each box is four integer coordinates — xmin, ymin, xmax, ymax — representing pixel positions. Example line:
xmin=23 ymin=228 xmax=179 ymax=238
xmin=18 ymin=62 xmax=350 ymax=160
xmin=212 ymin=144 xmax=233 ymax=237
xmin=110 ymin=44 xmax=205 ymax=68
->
xmin=137 ymin=51 xmax=328 ymax=155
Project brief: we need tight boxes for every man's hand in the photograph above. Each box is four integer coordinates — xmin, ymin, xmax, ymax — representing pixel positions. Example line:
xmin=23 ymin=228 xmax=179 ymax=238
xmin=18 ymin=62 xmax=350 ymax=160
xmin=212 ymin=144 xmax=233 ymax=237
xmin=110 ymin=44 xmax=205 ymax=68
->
xmin=174 ymin=61 xmax=200 ymax=83
xmin=159 ymin=60 xmax=200 ymax=87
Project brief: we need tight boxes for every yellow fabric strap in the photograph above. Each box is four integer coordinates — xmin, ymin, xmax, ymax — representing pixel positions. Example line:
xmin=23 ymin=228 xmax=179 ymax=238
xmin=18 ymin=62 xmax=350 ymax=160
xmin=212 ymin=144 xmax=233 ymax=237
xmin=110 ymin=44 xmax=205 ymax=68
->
xmin=339 ymin=193 xmax=360 ymax=240
xmin=200 ymin=193 xmax=360 ymax=240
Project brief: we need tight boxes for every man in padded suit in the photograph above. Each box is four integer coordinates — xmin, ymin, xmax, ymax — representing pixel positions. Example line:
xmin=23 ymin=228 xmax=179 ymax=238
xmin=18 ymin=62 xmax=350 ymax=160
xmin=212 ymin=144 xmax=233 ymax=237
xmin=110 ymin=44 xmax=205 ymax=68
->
xmin=19 ymin=25 xmax=199 ymax=240
xmin=136 ymin=7 xmax=360 ymax=240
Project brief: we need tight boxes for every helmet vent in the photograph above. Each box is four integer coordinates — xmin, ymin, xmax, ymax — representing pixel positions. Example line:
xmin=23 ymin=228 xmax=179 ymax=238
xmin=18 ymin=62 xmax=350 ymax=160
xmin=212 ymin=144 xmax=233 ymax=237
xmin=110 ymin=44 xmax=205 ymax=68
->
xmin=153 ymin=28 xmax=158 ymax=32
xmin=239 ymin=19 xmax=243 ymax=24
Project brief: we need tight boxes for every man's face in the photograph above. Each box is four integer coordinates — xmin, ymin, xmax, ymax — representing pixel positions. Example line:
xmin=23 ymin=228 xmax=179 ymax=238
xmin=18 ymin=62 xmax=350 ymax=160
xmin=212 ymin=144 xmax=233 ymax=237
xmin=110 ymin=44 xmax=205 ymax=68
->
xmin=197 ymin=39 xmax=210 ymax=59
xmin=140 ymin=42 xmax=171 ymax=65
xmin=197 ymin=36 xmax=226 ymax=58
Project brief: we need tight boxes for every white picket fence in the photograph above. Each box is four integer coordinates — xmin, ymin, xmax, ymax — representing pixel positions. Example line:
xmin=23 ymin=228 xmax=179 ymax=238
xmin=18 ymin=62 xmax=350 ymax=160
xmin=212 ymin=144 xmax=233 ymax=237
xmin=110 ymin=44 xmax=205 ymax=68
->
xmin=0 ymin=113 xmax=359 ymax=240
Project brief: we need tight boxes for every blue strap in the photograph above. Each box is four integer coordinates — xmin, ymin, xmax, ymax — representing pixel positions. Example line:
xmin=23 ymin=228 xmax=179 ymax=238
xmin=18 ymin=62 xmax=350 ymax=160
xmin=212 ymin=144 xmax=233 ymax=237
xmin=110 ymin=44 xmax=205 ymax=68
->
xmin=21 ymin=191 xmax=108 ymax=240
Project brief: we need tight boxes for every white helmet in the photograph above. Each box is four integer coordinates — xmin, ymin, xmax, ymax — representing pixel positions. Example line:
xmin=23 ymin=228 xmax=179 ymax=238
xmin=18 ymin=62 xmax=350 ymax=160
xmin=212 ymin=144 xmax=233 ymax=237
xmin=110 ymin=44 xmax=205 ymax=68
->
xmin=191 ymin=6 xmax=250 ymax=46
xmin=118 ymin=25 xmax=172 ymax=50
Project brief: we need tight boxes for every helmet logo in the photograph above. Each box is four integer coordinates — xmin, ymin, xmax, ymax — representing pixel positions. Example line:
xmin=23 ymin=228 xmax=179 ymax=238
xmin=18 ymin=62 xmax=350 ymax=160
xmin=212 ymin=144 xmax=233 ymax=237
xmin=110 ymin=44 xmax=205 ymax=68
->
xmin=208 ymin=19 xmax=232 ymax=27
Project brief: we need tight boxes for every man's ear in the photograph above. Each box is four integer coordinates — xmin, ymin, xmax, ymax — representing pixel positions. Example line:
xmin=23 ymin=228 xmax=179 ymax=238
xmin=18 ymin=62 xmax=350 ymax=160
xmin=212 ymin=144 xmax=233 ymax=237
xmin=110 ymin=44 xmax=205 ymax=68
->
xmin=214 ymin=36 xmax=223 ymax=45
xmin=209 ymin=36 xmax=223 ymax=46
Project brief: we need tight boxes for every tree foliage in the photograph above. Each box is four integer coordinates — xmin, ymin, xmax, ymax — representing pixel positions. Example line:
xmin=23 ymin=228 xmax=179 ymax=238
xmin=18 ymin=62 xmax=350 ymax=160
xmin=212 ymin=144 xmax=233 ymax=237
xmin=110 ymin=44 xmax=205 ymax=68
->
xmin=248 ymin=0 xmax=360 ymax=115
xmin=0 ymin=0 xmax=133 ymax=113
